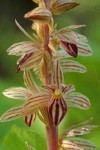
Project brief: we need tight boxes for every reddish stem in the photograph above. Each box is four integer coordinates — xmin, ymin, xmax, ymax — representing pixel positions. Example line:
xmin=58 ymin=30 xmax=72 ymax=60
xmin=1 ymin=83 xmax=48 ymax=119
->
xmin=43 ymin=24 xmax=58 ymax=150
xmin=46 ymin=124 xmax=58 ymax=150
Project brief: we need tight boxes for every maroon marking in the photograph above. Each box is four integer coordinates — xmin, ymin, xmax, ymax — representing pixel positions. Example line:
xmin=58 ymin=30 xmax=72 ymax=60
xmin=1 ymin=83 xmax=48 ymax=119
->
xmin=61 ymin=41 xmax=78 ymax=58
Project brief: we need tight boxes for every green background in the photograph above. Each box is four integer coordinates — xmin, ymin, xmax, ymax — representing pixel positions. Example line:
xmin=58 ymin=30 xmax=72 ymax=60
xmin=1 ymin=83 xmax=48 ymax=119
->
xmin=0 ymin=0 xmax=100 ymax=149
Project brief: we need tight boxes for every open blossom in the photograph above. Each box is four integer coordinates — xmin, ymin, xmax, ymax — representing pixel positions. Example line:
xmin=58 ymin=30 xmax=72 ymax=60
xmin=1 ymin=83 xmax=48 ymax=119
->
xmin=7 ymin=39 xmax=43 ymax=72
xmin=14 ymin=59 xmax=90 ymax=127
xmin=40 ymin=59 xmax=90 ymax=125
xmin=0 ymin=70 xmax=50 ymax=126
xmin=49 ymin=25 xmax=92 ymax=57
xmin=0 ymin=60 xmax=90 ymax=127
xmin=59 ymin=118 xmax=98 ymax=150
xmin=7 ymin=35 xmax=51 ymax=81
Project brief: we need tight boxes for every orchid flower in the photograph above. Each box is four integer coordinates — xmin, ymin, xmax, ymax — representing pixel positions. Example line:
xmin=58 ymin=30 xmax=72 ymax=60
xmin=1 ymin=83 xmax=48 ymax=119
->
xmin=41 ymin=59 xmax=90 ymax=125
xmin=0 ymin=70 xmax=50 ymax=126
xmin=49 ymin=25 xmax=92 ymax=58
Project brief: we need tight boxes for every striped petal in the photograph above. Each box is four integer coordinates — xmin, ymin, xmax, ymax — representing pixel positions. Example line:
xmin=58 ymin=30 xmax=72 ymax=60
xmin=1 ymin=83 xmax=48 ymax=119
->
xmin=69 ymin=138 xmax=98 ymax=150
xmin=24 ymin=70 xmax=39 ymax=94
xmin=0 ymin=106 xmax=22 ymax=122
xmin=24 ymin=7 xmax=52 ymax=21
xmin=61 ymin=140 xmax=83 ymax=150
xmin=48 ymin=97 xmax=67 ymax=125
xmin=7 ymin=41 xmax=40 ymax=56
xmin=22 ymin=94 xmax=50 ymax=115
xmin=57 ymin=29 xmax=77 ymax=44
xmin=57 ymin=25 xmax=92 ymax=56
xmin=57 ymin=28 xmax=78 ymax=57
xmin=52 ymin=0 xmax=80 ymax=15
xmin=61 ymin=41 xmax=78 ymax=57
xmin=62 ymin=84 xmax=75 ymax=94
xmin=3 ymin=87 xmax=32 ymax=100
xmin=61 ymin=59 xmax=87 ymax=73
xmin=60 ymin=118 xmax=97 ymax=139
xmin=24 ymin=113 xmax=36 ymax=127
xmin=65 ymin=92 xmax=90 ymax=110
xmin=63 ymin=118 xmax=97 ymax=137
xmin=57 ymin=50 xmax=71 ymax=59
xmin=76 ymin=33 xmax=93 ymax=56
xmin=17 ymin=51 xmax=42 ymax=72
xmin=52 ymin=59 xmax=63 ymax=88
xmin=67 ymin=125 xmax=97 ymax=137
xmin=57 ymin=46 xmax=91 ymax=58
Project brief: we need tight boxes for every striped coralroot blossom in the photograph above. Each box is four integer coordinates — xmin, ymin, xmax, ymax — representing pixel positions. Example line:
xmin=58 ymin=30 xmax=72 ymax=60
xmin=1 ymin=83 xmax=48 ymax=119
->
xmin=0 ymin=0 xmax=98 ymax=150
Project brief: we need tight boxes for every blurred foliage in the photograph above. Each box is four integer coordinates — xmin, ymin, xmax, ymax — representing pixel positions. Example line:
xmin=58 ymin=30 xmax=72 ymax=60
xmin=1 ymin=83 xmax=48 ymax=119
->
xmin=4 ymin=125 xmax=46 ymax=150
xmin=0 ymin=0 xmax=100 ymax=150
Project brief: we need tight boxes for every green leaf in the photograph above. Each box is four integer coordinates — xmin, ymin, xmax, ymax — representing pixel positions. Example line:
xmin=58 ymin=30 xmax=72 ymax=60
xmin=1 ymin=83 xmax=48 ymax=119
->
xmin=4 ymin=125 xmax=46 ymax=150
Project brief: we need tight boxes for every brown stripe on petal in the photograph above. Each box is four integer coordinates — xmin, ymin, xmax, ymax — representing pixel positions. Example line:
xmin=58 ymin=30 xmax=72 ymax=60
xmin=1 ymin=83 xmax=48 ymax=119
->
xmin=54 ymin=100 xmax=59 ymax=125
xmin=0 ymin=106 xmax=22 ymax=122
xmin=24 ymin=7 xmax=52 ymax=21
xmin=7 ymin=41 xmax=40 ymax=56
xmin=61 ymin=60 xmax=87 ymax=73
xmin=48 ymin=97 xmax=67 ymax=125
xmin=24 ymin=70 xmax=39 ymax=94
xmin=52 ymin=0 xmax=80 ymax=15
xmin=3 ymin=87 xmax=30 ymax=100
xmin=78 ymin=46 xmax=92 ymax=56
xmin=62 ymin=84 xmax=75 ymax=94
xmin=59 ymin=98 xmax=67 ymax=123
xmin=67 ymin=92 xmax=90 ymax=109
xmin=22 ymin=95 xmax=50 ymax=115
xmin=61 ymin=41 xmax=78 ymax=57
xmin=61 ymin=140 xmax=82 ymax=150
xmin=18 ymin=51 xmax=42 ymax=71
xmin=16 ymin=53 xmax=33 ymax=72
xmin=48 ymin=97 xmax=55 ymax=122
xmin=67 ymin=125 xmax=97 ymax=137
xmin=24 ymin=94 xmax=50 ymax=107
xmin=24 ymin=114 xmax=36 ymax=127
xmin=53 ymin=59 xmax=63 ymax=88
xmin=41 ymin=85 xmax=55 ymax=94
xmin=73 ymin=96 xmax=90 ymax=106
xmin=18 ymin=53 xmax=33 ymax=66
xmin=69 ymin=138 xmax=98 ymax=150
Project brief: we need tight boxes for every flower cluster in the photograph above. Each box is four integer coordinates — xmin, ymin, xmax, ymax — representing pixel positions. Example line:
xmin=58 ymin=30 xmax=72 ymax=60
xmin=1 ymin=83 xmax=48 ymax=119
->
xmin=0 ymin=0 xmax=98 ymax=150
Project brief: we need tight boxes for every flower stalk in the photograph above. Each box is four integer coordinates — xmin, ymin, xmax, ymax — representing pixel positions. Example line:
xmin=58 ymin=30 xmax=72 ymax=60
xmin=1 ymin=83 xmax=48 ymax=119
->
xmin=0 ymin=0 xmax=98 ymax=150
xmin=46 ymin=124 xmax=58 ymax=150
xmin=43 ymin=22 xmax=58 ymax=150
